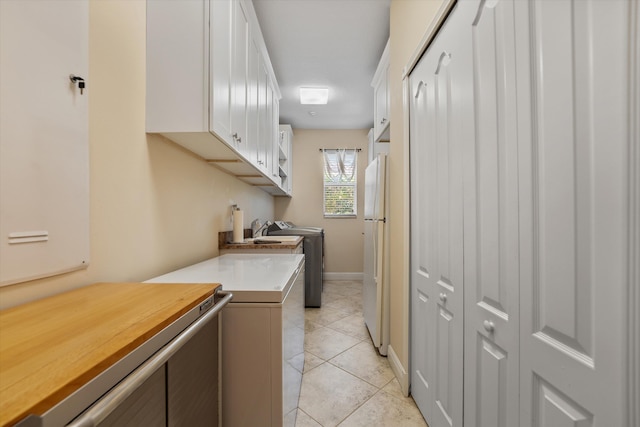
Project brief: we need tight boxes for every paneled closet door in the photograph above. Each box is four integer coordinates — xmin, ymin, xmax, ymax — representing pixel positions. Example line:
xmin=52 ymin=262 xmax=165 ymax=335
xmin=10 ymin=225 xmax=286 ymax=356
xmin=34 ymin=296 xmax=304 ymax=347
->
xmin=515 ymin=1 xmax=630 ymax=425
xmin=409 ymin=53 xmax=435 ymax=421
xmin=462 ymin=1 xmax=520 ymax=426
xmin=409 ymin=2 xmax=472 ymax=425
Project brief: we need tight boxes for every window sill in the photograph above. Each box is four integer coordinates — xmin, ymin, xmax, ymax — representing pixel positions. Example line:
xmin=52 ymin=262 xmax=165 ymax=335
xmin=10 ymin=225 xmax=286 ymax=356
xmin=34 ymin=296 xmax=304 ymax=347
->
xmin=323 ymin=215 xmax=357 ymax=219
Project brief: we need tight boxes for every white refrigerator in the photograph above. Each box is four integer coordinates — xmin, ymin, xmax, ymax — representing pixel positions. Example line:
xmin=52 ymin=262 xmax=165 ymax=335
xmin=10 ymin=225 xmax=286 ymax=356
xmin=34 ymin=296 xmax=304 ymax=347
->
xmin=363 ymin=153 xmax=389 ymax=355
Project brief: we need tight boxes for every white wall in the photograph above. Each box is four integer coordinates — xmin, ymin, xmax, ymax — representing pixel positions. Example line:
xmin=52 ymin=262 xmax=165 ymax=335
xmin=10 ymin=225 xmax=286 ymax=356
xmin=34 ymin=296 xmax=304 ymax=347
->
xmin=274 ymin=129 xmax=369 ymax=275
xmin=0 ymin=0 xmax=274 ymax=309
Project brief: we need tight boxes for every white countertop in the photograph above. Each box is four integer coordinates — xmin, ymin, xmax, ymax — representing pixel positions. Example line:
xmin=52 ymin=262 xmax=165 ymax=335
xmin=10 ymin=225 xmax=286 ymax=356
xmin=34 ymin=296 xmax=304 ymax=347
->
xmin=145 ymin=254 xmax=305 ymax=303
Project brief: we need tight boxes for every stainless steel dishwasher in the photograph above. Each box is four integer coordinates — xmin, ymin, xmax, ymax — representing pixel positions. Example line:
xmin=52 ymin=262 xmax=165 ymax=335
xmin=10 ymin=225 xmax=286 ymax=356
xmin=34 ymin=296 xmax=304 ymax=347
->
xmin=64 ymin=289 xmax=232 ymax=427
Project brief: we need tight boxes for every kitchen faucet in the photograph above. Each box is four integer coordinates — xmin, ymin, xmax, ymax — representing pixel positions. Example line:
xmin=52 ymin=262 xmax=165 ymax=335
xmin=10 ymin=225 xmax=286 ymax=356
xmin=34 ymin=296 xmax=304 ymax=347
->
xmin=251 ymin=219 xmax=271 ymax=238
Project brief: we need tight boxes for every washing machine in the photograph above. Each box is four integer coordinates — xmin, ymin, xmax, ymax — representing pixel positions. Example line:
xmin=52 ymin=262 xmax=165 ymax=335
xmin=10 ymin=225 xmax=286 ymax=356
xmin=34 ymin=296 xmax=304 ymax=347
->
xmin=267 ymin=221 xmax=324 ymax=307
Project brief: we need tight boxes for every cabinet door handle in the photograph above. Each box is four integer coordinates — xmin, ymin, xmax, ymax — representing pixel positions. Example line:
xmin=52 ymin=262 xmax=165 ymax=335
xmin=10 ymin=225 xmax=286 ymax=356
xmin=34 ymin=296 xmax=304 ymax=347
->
xmin=483 ymin=320 xmax=495 ymax=333
xmin=439 ymin=292 xmax=447 ymax=303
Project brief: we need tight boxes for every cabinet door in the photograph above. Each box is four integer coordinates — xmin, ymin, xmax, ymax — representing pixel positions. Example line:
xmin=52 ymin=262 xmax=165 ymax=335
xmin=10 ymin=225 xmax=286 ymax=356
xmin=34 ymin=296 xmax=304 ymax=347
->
xmin=265 ymin=83 xmax=275 ymax=178
xmin=245 ymin=36 xmax=260 ymax=164
xmin=286 ymin=131 xmax=293 ymax=194
xmin=257 ymin=63 xmax=269 ymax=172
xmin=167 ymin=316 xmax=219 ymax=427
xmin=279 ymin=126 xmax=293 ymax=195
xmin=409 ymin=3 xmax=469 ymax=425
xmin=222 ymin=307 xmax=273 ymax=426
xmin=230 ymin=0 xmax=248 ymax=151
xmin=210 ymin=0 xmax=232 ymax=141
xmin=270 ymin=85 xmax=281 ymax=184
xmin=463 ymin=1 xmax=520 ymax=426
xmin=96 ymin=368 xmax=166 ymax=427
xmin=516 ymin=1 xmax=629 ymax=425
xmin=373 ymin=64 xmax=389 ymax=139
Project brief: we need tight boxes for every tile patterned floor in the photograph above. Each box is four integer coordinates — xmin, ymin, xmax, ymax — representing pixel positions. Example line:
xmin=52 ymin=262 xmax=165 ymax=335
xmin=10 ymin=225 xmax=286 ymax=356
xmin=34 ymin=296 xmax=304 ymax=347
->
xmin=293 ymin=280 xmax=428 ymax=427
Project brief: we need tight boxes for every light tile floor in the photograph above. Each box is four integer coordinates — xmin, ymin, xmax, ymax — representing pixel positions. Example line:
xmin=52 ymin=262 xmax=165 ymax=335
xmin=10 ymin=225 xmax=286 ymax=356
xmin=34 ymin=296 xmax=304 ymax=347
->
xmin=294 ymin=280 xmax=428 ymax=427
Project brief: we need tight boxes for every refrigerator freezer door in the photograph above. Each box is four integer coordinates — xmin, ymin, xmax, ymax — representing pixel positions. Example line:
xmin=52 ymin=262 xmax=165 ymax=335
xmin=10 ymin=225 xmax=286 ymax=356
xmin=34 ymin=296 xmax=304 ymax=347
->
xmin=363 ymin=155 xmax=385 ymax=220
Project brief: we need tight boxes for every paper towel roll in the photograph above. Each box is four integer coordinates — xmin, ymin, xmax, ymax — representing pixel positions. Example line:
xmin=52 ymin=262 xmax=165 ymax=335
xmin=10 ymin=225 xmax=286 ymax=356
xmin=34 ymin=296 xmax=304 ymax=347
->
xmin=232 ymin=208 xmax=244 ymax=243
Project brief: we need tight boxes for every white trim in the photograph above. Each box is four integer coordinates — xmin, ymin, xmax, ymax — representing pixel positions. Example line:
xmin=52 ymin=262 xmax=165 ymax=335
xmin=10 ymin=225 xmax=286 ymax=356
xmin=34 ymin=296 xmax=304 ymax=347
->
xmin=388 ymin=344 xmax=409 ymax=396
xmin=628 ymin=1 xmax=639 ymax=424
xmin=402 ymin=0 xmax=457 ymax=80
xmin=323 ymin=272 xmax=363 ymax=281
xmin=401 ymin=75 xmax=412 ymax=396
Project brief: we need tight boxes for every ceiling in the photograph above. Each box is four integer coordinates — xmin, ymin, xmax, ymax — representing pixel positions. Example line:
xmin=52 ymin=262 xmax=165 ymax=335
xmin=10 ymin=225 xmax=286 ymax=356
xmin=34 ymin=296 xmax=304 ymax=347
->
xmin=252 ymin=0 xmax=391 ymax=130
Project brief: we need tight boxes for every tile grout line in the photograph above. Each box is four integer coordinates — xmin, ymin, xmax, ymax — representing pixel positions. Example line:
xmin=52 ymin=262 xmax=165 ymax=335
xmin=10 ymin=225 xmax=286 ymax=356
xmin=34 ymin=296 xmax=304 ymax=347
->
xmin=298 ymin=281 xmax=388 ymax=426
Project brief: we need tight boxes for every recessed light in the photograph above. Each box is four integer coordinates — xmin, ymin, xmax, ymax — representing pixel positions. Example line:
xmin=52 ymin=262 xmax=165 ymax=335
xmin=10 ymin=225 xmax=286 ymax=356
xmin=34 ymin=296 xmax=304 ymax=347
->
xmin=300 ymin=87 xmax=328 ymax=105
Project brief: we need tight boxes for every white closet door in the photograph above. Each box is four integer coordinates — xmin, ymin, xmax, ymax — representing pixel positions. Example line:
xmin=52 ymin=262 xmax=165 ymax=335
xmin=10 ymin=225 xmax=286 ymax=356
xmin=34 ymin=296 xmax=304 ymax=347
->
xmin=462 ymin=1 xmax=520 ymax=426
xmin=516 ymin=1 xmax=630 ymax=425
xmin=410 ymin=54 xmax=435 ymax=420
xmin=409 ymin=2 xmax=472 ymax=425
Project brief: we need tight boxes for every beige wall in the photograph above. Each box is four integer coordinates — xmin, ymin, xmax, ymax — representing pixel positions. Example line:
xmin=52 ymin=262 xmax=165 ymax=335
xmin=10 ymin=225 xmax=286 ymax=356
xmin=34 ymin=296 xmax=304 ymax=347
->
xmin=274 ymin=129 xmax=369 ymax=274
xmin=0 ymin=0 xmax=274 ymax=309
xmin=388 ymin=0 xmax=446 ymax=391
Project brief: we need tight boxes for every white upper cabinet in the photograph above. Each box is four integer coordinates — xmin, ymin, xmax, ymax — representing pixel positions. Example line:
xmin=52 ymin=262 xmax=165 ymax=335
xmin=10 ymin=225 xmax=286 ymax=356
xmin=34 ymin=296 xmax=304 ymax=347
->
xmin=372 ymin=39 xmax=390 ymax=142
xmin=256 ymin=62 xmax=270 ymax=174
xmin=270 ymin=85 xmax=281 ymax=184
xmin=211 ymin=0 xmax=232 ymax=142
xmin=278 ymin=125 xmax=293 ymax=196
xmin=245 ymin=35 xmax=260 ymax=166
xmin=146 ymin=0 xmax=289 ymax=196
xmin=230 ymin=0 xmax=249 ymax=153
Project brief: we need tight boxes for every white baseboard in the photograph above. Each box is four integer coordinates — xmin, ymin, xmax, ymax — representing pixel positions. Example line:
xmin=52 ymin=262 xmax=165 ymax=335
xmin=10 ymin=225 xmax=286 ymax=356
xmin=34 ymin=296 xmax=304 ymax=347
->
xmin=388 ymin=344 xmax=409 ymax=396
xmin=323 ymin=272 xmax=363 ymax=281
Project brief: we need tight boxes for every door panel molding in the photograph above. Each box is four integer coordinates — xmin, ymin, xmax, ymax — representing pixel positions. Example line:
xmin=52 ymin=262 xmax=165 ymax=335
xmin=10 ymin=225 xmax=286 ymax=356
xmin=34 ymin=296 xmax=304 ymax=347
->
xmin=477 ymin=335 xmax=508 ymax=427
xmin=533 ymin=375 xmax=593 ymax=427
xmin=529 ymin=0 xmax=595 ymax=362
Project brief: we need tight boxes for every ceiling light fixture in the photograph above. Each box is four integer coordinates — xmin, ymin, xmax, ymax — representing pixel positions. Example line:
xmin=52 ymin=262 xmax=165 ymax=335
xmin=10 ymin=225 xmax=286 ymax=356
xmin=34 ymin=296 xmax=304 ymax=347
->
xmin=300 ymin=87 xmax=328 ymax=105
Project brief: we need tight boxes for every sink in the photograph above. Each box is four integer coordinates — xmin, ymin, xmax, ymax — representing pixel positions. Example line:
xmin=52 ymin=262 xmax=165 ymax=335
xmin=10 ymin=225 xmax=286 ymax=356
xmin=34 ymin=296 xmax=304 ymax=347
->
xmin=250 ymin=235 xmax=300 ymax=242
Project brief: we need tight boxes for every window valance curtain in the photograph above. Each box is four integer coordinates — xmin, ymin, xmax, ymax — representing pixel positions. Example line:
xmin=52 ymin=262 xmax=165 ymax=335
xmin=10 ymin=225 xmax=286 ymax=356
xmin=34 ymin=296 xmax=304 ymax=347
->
xmin=323 ymin=149 xmax=357 ymax=183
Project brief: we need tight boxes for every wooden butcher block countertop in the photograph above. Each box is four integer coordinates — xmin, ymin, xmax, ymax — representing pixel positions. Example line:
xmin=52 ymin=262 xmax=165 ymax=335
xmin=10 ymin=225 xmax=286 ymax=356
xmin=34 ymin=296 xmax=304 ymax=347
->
xmin=0 ymin=282 xmax=219 ymax=427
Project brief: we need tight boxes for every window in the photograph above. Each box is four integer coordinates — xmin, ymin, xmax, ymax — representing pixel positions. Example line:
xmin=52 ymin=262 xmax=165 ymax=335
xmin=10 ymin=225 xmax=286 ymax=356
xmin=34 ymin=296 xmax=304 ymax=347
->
xmin=323 ymin=149 xmax=357 ymax=217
